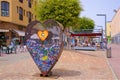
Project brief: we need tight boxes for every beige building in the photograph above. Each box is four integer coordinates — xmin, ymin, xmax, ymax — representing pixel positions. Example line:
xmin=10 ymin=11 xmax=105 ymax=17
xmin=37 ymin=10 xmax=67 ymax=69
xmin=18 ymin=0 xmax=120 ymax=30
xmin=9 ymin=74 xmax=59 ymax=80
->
xmin=111 ymin=8 xmax=120 ymax=44
xmin=106 ymin=21 xmax=111 ymax=43
xmin=106 ymin=21 xmax=111 ymax=37
xmin=0 ymin=0 xmax=36 ymax=46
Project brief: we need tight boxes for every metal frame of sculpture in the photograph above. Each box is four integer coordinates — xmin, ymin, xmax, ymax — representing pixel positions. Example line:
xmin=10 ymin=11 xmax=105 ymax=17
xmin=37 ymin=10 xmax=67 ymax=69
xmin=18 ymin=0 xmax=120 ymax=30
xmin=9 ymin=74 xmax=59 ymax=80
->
xmin=25 ymin=19 xmax=64 ymax=77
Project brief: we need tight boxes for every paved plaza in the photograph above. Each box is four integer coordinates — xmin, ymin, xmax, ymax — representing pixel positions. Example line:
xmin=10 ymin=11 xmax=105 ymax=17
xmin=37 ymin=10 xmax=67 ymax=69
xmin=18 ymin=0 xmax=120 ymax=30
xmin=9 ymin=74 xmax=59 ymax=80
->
xmin=0 ymin=49 xmax=118 ymax=80
xmin=108 ymin=44 xmax=120 ymax=80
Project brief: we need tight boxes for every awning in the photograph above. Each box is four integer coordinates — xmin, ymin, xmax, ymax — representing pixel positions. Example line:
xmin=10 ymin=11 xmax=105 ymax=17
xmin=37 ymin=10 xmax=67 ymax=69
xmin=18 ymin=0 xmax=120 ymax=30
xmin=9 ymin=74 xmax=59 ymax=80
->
xmin=71 ymin=33 xmax=102 ymax=36
xmin=12 ymin=29 xmax=25 ymax=36
xmin=0 ymin=29 xmax=9 ymax=32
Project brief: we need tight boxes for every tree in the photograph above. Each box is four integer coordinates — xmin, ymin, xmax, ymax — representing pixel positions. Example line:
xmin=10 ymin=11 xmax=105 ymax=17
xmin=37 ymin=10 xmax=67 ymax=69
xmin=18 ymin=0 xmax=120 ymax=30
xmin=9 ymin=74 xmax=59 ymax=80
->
xmin=35 ymin=0 xmax=83 ymax=30
xmin=73 ymin=17 xmax=95 ymax=31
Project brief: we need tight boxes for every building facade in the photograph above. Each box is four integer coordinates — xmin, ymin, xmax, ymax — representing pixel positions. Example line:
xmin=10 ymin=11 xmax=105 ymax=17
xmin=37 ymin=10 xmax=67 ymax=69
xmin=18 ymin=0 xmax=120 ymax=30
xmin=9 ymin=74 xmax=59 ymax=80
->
xmin=111 ymin=8 xmax=120 ymax=44
xmin=106 ymin=21 xmax=111 ymax=43
xmin=0 ymin=0 xmax=36 ymax=46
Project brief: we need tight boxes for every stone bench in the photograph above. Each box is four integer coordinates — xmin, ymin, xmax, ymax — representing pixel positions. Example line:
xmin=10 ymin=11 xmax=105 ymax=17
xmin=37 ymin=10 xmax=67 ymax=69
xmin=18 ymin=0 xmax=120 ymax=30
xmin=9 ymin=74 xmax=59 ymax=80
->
xmin=74 ymin=46 xmax=96 ymax=51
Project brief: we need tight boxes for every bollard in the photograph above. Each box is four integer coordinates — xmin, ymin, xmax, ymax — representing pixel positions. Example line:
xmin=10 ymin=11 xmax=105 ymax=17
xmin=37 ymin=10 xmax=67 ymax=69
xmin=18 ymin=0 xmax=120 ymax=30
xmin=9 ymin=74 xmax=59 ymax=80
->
xmin=107 ymin=47 xmax=111 ymax=58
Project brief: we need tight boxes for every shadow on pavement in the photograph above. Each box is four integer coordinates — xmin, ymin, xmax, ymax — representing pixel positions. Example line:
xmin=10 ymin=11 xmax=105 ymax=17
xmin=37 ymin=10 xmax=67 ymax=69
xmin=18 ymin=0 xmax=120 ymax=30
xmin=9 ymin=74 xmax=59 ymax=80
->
xmin=67 ymin=49 xmax=99 ymax=57
xmin=52 ymin=68 xmax=81 ymax=77
xmin=33 ymin=68 xmax=81 ymax=78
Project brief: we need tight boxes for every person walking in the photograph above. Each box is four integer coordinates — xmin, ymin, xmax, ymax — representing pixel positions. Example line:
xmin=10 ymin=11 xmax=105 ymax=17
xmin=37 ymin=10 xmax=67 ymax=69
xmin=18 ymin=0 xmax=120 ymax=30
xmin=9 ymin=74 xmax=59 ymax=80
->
xmin=71 ymin=37 xmax=75 ymax=49
xmin=10 ymin=39 xmax=17 ymax=54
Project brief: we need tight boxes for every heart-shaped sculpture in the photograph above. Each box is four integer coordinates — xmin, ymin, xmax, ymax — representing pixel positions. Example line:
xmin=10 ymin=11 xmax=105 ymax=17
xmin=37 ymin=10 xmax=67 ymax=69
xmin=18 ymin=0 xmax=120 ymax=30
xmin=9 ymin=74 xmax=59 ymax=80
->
xmin=25 ymin=20 xmax=63 ymax=76
xmin=37 ymin=30 xmax=48 ymax=41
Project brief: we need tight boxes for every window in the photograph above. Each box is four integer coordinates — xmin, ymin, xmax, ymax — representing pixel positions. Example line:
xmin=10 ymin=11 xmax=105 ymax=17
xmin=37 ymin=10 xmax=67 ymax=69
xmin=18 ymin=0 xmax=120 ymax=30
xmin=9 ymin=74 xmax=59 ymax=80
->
xmin=19 ymin=7 xmax=23 ymax=20
xmin=19 ymin=0 xmax=23 ymax=3
xmin=28 ymin=12 xmax=31 ymax=23
xmin=28 ymin=0 xmax=31 ymax=8
xmin=1 ymin=1 xmax=9 ymax=16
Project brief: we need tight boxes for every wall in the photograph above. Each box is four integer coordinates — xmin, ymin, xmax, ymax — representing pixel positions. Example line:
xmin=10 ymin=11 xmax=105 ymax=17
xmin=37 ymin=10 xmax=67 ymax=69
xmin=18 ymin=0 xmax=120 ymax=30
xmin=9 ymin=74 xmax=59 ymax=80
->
xmin=0 ymin=0 xmax=36 ymax=27
xmin=11 ymin=0 xmax=35 ymax=26
xmin=0 ymin=0 xmax=12 ymax=22
xmin=111 ymin=8 xmax=120 ymax=37
xmin=106 ymin=22 xmax=111 ymax=37
xmin=111 ymin=8 xmax=120 ymax=44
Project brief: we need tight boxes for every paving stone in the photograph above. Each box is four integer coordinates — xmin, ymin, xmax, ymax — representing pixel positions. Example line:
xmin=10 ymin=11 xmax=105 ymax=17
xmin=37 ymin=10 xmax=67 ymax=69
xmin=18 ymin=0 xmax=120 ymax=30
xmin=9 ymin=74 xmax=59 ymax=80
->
xmin=0 ymin=50 xmax=116 ymax=80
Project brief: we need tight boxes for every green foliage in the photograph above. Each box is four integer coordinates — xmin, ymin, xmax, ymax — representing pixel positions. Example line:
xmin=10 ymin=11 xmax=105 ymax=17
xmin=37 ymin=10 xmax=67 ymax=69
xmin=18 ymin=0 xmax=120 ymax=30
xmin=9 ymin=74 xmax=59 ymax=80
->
xmin=35 ymin=0 xmax=83 ymax=29
xmin=73 ymin=17 xmax=95 ymax=31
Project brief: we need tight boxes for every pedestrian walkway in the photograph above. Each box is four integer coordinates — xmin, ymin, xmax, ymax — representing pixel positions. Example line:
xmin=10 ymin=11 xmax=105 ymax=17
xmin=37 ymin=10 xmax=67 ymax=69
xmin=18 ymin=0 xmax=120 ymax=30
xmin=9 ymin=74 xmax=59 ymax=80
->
xmin=108 ymin=44 xmax=120 ymax=79
xmin=0 ymin=52 xmax=29 ymax=66
xmin=0 ymin=50 xmax=116 ymax=80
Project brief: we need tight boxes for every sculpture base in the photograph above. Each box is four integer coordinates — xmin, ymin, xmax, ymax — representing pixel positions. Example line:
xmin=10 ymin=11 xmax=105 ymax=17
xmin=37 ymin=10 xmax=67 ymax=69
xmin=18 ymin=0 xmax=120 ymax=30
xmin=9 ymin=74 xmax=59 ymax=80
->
xmin=40 ymin=71 xmax=52 ymax=77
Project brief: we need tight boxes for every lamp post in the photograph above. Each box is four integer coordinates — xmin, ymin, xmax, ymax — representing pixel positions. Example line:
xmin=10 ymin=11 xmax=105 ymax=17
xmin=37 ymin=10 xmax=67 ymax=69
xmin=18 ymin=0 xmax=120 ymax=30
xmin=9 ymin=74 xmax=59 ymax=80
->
xmin=96 ymin=14 xmax=108 ymax=47
xmin=96 ymin=14 xmax=107 ymax=39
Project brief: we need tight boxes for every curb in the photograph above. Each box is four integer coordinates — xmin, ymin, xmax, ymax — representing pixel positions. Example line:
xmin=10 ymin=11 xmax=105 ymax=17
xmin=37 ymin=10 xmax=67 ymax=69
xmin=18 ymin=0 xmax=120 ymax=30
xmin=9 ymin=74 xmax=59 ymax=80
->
xmin=103 ymin=50 xmax=118 ymax=80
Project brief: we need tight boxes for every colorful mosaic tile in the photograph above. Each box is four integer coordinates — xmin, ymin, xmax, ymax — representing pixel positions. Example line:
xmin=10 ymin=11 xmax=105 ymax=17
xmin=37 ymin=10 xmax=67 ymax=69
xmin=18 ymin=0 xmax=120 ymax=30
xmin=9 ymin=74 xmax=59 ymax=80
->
xmin=25 ymin=20 xmax=63 ymax=76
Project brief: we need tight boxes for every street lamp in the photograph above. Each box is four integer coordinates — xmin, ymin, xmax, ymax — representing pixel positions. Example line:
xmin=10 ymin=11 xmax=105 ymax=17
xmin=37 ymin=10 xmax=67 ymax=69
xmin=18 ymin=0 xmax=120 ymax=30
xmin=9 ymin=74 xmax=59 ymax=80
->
xmin=97 ymin=14 xmax=108 ymax=49
xmin=96 ymin=14 xmax=107 ymax=38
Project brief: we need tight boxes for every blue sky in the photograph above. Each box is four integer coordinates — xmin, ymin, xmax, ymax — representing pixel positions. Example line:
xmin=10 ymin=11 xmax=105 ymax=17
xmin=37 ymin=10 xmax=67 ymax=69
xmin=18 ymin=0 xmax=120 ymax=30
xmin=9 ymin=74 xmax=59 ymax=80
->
xmin=79 ymin=0 xmax=120 ymax=30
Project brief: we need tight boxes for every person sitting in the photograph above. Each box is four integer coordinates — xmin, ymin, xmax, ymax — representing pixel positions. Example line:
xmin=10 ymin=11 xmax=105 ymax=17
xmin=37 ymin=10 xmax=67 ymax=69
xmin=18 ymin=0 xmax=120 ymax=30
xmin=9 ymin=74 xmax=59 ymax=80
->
xmin=9 ymin=40 xmax=17 ymax=54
